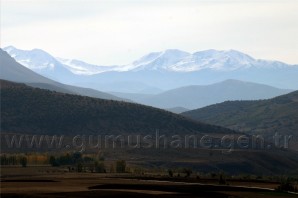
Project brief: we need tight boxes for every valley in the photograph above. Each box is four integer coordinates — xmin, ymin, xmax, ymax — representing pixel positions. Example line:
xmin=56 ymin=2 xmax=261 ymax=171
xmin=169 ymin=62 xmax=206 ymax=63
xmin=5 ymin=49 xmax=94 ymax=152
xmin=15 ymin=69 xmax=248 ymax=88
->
xmin=1 ymin=33 xmax=298 ymax=198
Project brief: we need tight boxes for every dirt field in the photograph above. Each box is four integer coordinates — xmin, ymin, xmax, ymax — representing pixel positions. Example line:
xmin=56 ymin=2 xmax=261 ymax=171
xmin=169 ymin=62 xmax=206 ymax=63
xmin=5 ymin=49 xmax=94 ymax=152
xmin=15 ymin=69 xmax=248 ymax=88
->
xmin=1 ymin=166 xmax=297 ymax=198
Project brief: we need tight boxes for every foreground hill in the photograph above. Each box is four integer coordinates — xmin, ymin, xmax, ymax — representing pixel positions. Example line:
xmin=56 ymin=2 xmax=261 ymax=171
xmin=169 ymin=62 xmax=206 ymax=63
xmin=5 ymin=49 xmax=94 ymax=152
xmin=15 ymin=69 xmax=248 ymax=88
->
xmin=0 ymin=49 xmax=126 ymax=101
xmin=2 ymin=81 xmax=298 ymax=175
xmin=182 ymin=91 xmax=298 ymax=136
xmin=0 ymin=80 xmax=233 ymax=135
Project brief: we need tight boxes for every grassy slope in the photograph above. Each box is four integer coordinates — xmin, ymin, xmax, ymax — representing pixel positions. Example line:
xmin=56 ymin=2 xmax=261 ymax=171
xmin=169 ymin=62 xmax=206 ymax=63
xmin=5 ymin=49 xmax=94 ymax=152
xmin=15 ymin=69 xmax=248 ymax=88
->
xmin=1 ymin=80 xmax=233 ymax=135
xmin=182 ymin=91 xmax=298 ymax=136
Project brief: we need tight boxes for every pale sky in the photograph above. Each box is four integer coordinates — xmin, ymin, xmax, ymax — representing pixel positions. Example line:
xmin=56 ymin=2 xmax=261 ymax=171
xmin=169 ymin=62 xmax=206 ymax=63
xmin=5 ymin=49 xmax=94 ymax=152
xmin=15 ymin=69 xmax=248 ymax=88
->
xmin=1 ymin=0 xmax=298 ymax=65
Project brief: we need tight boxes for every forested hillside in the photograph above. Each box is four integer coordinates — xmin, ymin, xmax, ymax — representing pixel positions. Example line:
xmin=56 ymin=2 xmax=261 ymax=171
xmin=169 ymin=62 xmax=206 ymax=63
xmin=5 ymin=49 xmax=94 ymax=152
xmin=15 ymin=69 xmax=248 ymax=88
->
xmin=1 ymin=80 xmax=233 ymax=135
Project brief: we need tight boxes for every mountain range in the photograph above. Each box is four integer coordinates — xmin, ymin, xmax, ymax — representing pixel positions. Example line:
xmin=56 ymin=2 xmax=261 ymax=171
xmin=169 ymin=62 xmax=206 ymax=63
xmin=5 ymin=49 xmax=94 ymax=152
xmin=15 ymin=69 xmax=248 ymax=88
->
xmin=4 ymin=46 xmax=298 ymax=92
xmin=5 ymin=46 xmax=294 ymax=74
xmin=0 ymin=49 xmax=126 ymax=101
xmin=110 ymin=80 xmax=292 ymax=109
xmin=1 ymin=47 xmax=294 ymax=110
xmin=2 ymin=46 xmax=298 ymax=174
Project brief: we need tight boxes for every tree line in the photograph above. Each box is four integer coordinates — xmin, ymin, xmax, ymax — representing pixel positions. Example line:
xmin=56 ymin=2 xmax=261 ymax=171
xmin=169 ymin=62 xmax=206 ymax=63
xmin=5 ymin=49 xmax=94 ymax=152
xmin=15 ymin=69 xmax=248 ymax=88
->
xmin=0 ymin=152 xmax=127 ymax=173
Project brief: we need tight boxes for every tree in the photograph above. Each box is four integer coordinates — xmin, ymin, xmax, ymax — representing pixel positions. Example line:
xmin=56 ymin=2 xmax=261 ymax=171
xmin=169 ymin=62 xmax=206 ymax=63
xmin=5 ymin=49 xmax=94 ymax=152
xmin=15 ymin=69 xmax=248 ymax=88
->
xmin=77 ymin=163 xmax=83 ymax=172
xmin=168 ymin=169 xmax=173 ymax=177
xmin=20 ymin=157 xmax=27 ymax=167
xmin=116 ymin=160 xmax=126 ymax=173
xmin=182 ymin=168 xmax=192 ymax=178
xmin=9 ymin=155 xmax=17 ymax=165
xmin=110 ymin=164 xmax=115 ymax=173
xmin=69 ymin=152 xmax=84 ymax=166
xmin=276 ymin=177 xmax=297 ymax=192
xmin=73 ymin=152 xmax=82 ymax=163
xmin=0 ymin=155 xmax=8 ymax=165
xmin=94 ymin=161 xmax=106 ymax=173
xmin=219 ymin=172 xmax=226 ymax=185
xmin=49 ymin=156 xmax=59 ymax=166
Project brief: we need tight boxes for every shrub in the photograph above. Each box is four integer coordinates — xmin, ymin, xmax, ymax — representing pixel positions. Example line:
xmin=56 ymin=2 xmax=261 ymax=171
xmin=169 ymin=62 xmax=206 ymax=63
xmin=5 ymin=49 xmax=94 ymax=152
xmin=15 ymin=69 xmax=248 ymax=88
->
xmin=95 ymin=161 xmax=106 ymax=173
xmin=182 ymin=168 xmax=192 ymax=178
xmin=116 ymin=160 xmax=126 ymax=173
xmin=77 ymin=163 xmax=83 ymax=172
xmin=276 ymin=178 xmax=297 ymax=192
xmin=20 ymin=157 xmax=27 ymax=167
xmin=219 ymin=172 xmax=227 ymax=185
xmin=49 ymin=156 xmax=59 ymax=167
xmin=168 ymin=169 xmax=173 ymax=177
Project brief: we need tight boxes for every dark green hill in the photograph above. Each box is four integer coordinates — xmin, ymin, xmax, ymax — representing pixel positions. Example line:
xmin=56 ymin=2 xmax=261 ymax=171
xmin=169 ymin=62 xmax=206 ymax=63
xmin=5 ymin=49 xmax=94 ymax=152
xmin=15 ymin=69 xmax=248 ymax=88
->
xmin=0 ymin=80 xmax=233 ymax=135
xmin=182 ymin=91 xmax=298 ymax=136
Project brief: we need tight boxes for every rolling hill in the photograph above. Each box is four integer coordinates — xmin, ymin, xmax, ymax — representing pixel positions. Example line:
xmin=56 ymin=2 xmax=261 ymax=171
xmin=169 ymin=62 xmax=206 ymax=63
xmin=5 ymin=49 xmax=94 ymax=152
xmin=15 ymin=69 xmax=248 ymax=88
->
xmin=0 ymin=80 xmax=233 ymax=135
xmin=2 ymin=80 xmax=298 ymax=175
xmin=111 ymin=80 xmax=292 ymax=109
xmin=166 ymin=107 xmax=190 ymax=114
xmin=182 ymin=91 xmax=298 ymax=136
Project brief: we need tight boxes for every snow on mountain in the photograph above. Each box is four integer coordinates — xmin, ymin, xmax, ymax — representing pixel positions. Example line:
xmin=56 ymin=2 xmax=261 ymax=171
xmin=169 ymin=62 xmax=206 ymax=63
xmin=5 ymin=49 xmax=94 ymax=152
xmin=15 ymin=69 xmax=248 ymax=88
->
xmin=128 ymin=49 xmax=291 ymax=72
xmin=116 ymin=52 xmax=163 ymax=72
xmin=2 ymin=46 xmax=298 ymax=90
xmin=174 ymin=49 xmax=256 ymax=71
xmin=3 ymin=46 xmax=294 ymax=76
xmin=3 ymin=46 xmax=57 ymax=70
xmin=129 ymin=49 xmax=191 ymax=71
xmin=3 ymin=46 xmax=75 ymax=82
xmin=57 ymin=58 xmax=118 ymax=75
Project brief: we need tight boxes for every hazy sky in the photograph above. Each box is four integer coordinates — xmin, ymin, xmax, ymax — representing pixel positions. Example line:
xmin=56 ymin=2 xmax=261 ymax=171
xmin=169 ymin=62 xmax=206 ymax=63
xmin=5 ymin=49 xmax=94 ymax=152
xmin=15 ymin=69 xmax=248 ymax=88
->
xmin=1 ymin=0 xmax=298 ymax=65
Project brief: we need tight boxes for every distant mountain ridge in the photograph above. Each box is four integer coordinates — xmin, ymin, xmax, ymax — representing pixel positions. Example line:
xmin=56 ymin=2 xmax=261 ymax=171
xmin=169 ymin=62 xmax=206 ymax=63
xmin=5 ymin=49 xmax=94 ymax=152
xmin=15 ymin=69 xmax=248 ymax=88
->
xmin=111 ymin=79 xmax=292 ymax=109
xmin=4 ymin=46 xmax=295 ymax=74
xmin=0 ymin=48 xmax=293 ymax=110
xmin=126 ymin=49 xmax=291 ymax=72
xmin=4 ymin=46 xmax=76 ymax=82
xmin=0 ymin=49 xmax=127 ymax=101
xmin=4 ymin=46 xmax=298 ymax=91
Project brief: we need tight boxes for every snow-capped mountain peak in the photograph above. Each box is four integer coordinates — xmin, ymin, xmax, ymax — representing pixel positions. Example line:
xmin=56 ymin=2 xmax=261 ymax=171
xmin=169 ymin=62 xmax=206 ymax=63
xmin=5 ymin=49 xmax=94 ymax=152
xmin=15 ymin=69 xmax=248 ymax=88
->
xmin=127 ymin=49 xmax=190 ymax=71
xmin=189 ymin=49 xmax=256 ymax=71
xmin=3 ymin=46 xmax=16 ymax=54
xmin=128 ymin=49 xmax=259 ymax=72
xmin=3 ymin=46 xmax=58 ymax=70
xmin=3 ymin=46 xmax=294 ymax=77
